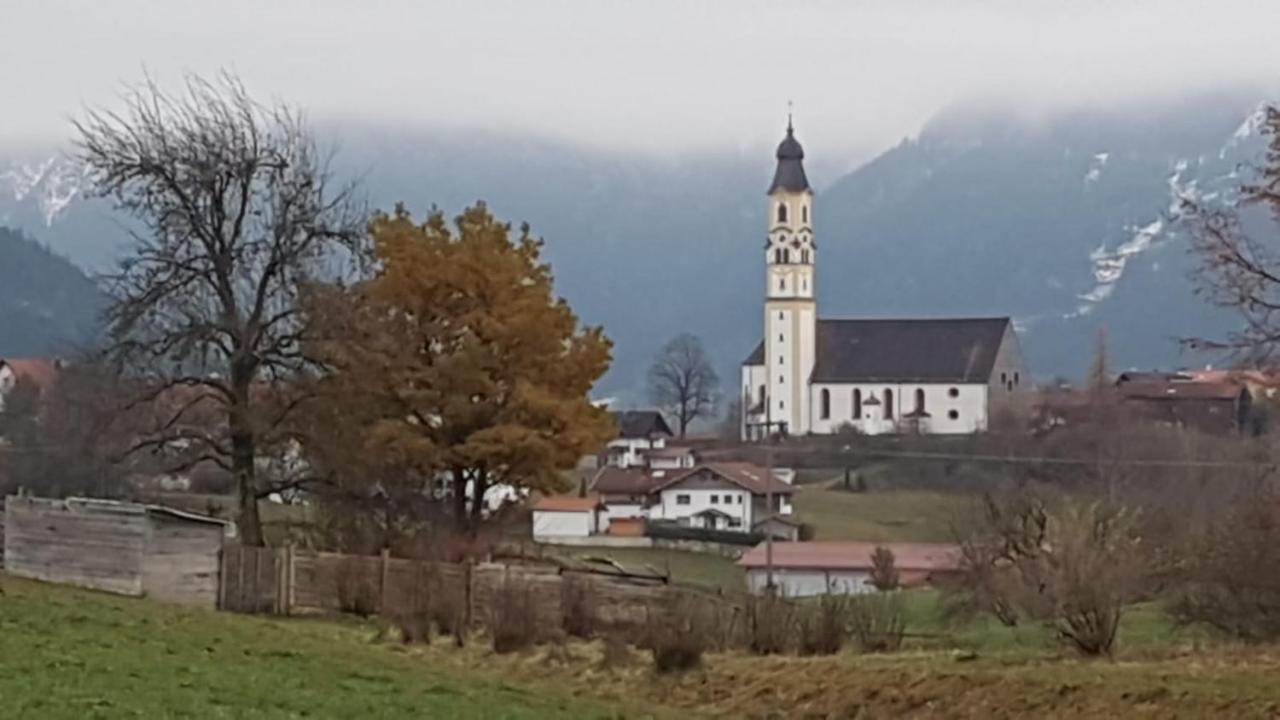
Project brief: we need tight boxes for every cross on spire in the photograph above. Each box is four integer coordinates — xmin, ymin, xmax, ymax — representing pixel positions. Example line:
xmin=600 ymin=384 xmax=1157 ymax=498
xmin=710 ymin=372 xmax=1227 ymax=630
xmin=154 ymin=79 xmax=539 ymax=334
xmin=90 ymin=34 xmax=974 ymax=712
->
xmin=787 ymin=100 xmax=794 ymax=133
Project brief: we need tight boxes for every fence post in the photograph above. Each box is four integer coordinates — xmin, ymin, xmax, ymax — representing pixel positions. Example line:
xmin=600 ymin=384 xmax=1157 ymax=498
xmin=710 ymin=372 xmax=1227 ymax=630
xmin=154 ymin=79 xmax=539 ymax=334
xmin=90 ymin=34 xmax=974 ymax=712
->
xmin=217 ymin=544 xmax=229 ymax=611
xmin=236 ymin=545 xmax=247 ymax=612
xmin=274 ymin=546 xmax=287 ymax=615
xmin=284 ymin=544 xmax=295 ymax=615
xmin=464 ymin=560 xmax=474 ymax=628
xmin=379 ymin=548 xmax=391 ymax=616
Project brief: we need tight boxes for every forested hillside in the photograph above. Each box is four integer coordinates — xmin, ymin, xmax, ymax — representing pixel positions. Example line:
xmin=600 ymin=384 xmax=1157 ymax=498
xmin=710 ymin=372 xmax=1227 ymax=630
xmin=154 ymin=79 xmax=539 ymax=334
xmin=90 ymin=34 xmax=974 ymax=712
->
xmin=0 ymin=226 xmax=101 ymax=356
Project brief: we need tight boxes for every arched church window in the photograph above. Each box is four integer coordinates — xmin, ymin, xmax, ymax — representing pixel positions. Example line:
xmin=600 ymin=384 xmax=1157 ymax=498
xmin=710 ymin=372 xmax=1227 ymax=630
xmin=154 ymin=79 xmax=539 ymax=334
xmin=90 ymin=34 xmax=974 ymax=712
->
xmin=853 ymin=389 xmax=862 ymax=418
xmin=779 ymin=277 xmax=786 ymax=291
xmin=783 ymin=249 xmax=791 ymax=264
xmin=802 ymin=205 xmax=808 ymax=223
xmin=884 ymin=389 xmax=894 ymax=420
xmin=915 ymin=388 xmax=926 ymax=414
xmin=777 ymin=203 xmax=788 ymax=223
xmin=820 ymin=388 xmax=830 ymax=419
xmin=758 ymin=385 xmax=766 ymax=404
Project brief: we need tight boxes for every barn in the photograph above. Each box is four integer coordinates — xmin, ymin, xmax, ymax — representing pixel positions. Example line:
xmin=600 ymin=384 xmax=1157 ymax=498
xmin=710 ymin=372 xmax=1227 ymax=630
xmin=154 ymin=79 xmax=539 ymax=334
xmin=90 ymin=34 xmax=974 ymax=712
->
xmin=3 ymin=495 xmax=231 ymax=606
xmin=739 ymin=541 xmax=961 ymax=596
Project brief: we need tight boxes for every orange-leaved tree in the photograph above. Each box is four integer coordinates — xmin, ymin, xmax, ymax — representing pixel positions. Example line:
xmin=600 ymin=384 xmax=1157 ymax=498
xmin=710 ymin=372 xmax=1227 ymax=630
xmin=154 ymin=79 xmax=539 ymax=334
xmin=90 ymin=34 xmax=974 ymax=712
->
xmin=303 ymin=203 xmax=615 ymax=533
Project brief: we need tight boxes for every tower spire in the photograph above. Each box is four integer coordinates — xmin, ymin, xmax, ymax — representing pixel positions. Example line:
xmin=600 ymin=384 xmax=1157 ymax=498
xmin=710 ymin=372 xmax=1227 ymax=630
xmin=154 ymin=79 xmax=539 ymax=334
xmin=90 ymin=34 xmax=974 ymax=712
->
xmin=787 ymin=100 xmax=793 ymax=134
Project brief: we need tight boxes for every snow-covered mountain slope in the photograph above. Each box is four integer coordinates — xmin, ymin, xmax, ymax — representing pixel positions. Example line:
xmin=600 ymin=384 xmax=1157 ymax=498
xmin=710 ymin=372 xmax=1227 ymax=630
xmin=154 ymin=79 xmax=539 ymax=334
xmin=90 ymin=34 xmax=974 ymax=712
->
xmin=818 ymin=95 xmax=1268 ymax=378
xmin=0 ymin=93 xmax=1271 ymax=393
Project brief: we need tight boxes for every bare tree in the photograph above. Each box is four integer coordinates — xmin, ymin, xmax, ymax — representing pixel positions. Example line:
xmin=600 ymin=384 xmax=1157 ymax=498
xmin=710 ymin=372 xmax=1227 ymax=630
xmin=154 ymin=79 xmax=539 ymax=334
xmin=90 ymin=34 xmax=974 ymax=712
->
xmin=948 ymin=490 xmax=1145 ymax=656
xmin=647 ymin=333 xmax=719 ymax=437
xmin=75 ymin=73 xmax=366 ymax=545
xmin=869 ymin=546 xmax=900 ymax=591
xmin=1183 ymin=105 xmax=1280 ymax=359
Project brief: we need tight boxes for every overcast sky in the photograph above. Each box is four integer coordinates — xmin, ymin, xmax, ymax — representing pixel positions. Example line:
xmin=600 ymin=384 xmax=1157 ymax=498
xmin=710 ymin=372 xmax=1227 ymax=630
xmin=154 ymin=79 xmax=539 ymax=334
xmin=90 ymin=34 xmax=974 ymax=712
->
xmin=3 ymin=0 xmax=1279 ymax=165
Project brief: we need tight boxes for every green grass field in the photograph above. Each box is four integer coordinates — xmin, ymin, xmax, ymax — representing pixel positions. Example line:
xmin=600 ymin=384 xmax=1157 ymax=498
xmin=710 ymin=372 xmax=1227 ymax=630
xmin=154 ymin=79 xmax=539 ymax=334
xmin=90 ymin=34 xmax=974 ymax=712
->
xmin=792 ymin=486 xmax=976 ymax=542
xmin=8 ymin=571 xmax=1280 ymax=718
xmin=0 ymin=574 xmax=669 ymax=719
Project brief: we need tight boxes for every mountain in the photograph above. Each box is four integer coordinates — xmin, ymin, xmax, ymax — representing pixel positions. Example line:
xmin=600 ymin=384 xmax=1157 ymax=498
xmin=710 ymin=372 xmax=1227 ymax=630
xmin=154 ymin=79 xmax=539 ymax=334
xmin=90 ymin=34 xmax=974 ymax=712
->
xmin=819 ymin=94 xmax=1265 ymax=380
xmin=0 ymin=93 xmax=1270 ymax=400
xmin=0 ymin=226 xmax=103 ymax=357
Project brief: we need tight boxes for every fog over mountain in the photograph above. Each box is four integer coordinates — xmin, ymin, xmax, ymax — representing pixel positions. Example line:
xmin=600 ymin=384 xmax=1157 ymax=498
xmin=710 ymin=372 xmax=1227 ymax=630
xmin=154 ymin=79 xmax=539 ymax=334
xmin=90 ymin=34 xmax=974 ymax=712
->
xmin=0 ymin=92 xmax=1269 ymax=402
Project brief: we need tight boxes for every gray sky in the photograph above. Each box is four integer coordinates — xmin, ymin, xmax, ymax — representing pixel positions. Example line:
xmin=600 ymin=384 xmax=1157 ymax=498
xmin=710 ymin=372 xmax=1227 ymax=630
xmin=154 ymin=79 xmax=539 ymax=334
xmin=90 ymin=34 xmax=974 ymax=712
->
xmin=3 ymin=0 xmax=1279 ymax=165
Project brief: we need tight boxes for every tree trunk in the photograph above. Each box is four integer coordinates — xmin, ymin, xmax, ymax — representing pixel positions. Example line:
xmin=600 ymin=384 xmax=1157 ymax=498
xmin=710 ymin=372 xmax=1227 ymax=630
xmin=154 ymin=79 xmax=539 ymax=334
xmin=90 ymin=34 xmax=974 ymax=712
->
xmin=450 ymin=466 xmax=469 ymax=532
xmin=469 ymin=473 xmax=488 ymax=534
xmin=230 ymin=367 xmax=263 ymax=546
xmin=231 ymin=421 xmax=263 ymax=546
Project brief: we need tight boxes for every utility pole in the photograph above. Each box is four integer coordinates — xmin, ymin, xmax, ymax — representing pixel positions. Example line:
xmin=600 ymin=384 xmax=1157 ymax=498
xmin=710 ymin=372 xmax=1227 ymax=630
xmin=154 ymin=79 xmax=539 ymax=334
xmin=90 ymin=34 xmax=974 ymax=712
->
xmin=764 ymin=424 xmax=775 ymax=592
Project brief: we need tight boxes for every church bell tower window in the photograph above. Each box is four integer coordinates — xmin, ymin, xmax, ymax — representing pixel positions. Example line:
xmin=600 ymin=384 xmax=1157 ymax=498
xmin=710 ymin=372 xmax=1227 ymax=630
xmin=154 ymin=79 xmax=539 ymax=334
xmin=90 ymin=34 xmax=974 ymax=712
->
xmin=777 ymin=203 xmax=788 ymax=223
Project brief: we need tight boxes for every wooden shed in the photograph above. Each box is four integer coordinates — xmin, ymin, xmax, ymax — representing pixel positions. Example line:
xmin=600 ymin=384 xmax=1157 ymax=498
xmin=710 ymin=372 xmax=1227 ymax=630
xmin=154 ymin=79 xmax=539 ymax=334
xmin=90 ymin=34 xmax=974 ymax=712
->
xmin=3 ymin=495 xmax=231 ymax=607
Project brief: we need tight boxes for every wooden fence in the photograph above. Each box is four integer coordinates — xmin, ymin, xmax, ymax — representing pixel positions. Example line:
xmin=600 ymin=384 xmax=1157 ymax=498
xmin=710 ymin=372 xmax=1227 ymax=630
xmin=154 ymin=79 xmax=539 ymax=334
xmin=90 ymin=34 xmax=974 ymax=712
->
xmin=218 ymin=544 xmax=731 ymax=638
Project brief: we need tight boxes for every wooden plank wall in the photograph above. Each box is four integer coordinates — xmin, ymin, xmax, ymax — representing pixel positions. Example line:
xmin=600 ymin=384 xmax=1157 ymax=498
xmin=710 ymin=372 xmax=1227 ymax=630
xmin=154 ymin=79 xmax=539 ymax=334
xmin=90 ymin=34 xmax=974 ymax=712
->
xmin=141 ymin=514 xmax=224 ymax=607
xmin=3 ymin=496 xmax=147 ymax=596
xmin=218 ymin=543 xmax=737 ymax=642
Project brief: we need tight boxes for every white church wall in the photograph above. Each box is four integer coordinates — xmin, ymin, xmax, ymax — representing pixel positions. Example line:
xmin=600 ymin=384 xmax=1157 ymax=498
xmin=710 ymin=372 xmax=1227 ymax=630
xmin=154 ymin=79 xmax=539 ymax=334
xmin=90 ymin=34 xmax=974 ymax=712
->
xmin=808 ymin=383 xmax=989 ymax=435
xmin=987 ymin=325 xmax=1032 ymax=421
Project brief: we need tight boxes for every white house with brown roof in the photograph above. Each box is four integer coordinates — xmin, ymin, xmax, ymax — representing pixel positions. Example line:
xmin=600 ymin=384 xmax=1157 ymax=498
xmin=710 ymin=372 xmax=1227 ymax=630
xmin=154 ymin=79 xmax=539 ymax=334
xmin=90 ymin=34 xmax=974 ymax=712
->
xmin=741 ymin=122 xmax=1030 ymax=440
xmin=738 ymin=541 xmax=961 ymax=596
xmin=589 ymin=462 xmax=793 ymax=532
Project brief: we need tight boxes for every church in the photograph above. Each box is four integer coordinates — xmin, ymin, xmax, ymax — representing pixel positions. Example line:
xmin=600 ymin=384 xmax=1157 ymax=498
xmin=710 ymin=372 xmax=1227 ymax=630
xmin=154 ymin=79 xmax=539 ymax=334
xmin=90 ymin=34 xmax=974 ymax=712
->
xmin=741 ymin=121 xmax=1029 ymax=440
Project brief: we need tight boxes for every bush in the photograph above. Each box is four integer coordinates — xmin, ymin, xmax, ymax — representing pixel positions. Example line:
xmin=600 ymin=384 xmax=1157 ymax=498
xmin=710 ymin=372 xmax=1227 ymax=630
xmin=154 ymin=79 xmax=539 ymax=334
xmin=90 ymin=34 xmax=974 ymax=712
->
xmin=797 ymin=594 xmax=849 ymax=656
xmin=647 ymin=595 xmax=709 ymax=673
xmin=869 ymin=546 xmax=900 ymax=591
xmin=1168 ymin=499 xmax=1280 ymax=641
xmin=746 ymin=592 xmax=795 ymax=655
xmin=949 ymin=492 xmax=1144 ymax=656
xmin=848 ymin=592 xmax=906 ymax=653
xmin=490 ymin=575 xmax=538 ymax=654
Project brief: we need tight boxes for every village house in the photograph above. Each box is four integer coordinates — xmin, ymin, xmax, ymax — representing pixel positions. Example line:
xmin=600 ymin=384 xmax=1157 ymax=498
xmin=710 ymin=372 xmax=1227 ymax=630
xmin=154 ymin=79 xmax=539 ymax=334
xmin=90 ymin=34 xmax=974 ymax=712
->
xmin=587 ymin=462 xmax=794 ymax=532
xmin=738 ymin=541 xmax=961 ymax=596
xmin=1115 ymin=371 xmax=1255 ymax=434
xmin=741 ymin=121 xmax=1029 ymax=440
xmin=0 ymin=358 xmax=60 ymax=413
xmin=1036 ymin=369 xmax=1271 ymax=435
xmin=605 ymin=410 xmax=674 ymax=468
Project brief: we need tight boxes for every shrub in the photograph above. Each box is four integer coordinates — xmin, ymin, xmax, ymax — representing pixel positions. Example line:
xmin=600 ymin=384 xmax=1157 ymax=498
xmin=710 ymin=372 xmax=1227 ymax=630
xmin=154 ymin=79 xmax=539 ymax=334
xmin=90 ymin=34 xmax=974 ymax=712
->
xmin=746 ymin=592 xmax=796 ymax=655
xmin=490 ymin=575 xmax=538 ymax=654
xmin=949 ymin=492 xmax=1143 ymax=656
xmin=848 ymin=592 xmax=906 ymax=653
xmin=1168 ymin=499 xmax=1280 ymax=641
xmin=797 ymin=594 xmax=849 ymax=656
xmin=869 ymin=546 xmax=900 ymax=591
xmin=647 ymin=595 xmax=709 ymax=673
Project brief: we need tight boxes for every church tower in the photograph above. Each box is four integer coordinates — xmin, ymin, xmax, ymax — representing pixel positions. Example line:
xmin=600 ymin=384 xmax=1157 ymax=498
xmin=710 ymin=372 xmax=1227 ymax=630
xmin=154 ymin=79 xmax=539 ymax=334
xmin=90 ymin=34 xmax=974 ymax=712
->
xmin=763 ymin=118 xmax=816 ymax=435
